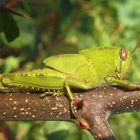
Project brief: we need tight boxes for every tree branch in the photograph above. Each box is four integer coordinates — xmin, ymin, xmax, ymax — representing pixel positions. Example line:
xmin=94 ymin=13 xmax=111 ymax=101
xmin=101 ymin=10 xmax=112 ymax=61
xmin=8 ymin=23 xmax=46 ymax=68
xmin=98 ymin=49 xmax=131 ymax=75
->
xmin=0 ymin=86 xmax=140 ymax=140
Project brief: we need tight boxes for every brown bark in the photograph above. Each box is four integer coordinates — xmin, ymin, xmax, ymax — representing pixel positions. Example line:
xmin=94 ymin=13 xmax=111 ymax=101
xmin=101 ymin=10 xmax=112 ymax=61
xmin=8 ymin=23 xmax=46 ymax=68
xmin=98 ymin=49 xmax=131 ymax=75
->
xmin=0 ymin=86 xmax=140 ymax=140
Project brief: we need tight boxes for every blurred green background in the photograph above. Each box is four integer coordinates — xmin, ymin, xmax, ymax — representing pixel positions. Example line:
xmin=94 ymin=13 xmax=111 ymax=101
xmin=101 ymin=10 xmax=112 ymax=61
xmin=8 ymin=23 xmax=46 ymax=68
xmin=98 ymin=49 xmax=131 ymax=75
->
xmin=0 ymin=0 xmax=140 ymax=140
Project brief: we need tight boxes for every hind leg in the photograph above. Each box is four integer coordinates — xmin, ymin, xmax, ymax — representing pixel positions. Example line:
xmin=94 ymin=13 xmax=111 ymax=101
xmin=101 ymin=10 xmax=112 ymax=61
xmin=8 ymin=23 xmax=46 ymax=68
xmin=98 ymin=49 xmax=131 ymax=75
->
xmin=0 ymin=74 xmax=21 ymax=93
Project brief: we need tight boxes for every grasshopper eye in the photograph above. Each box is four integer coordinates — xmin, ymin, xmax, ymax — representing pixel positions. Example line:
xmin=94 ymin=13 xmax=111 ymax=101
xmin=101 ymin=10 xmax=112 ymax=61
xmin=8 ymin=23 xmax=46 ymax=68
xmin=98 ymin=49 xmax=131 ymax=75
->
xmin=119 ymin=48 xmax=128 ymax=61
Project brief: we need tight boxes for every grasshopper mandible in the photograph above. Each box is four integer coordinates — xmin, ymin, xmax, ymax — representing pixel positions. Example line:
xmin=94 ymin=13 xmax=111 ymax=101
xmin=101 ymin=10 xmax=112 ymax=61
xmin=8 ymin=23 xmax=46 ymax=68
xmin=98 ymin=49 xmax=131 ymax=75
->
xmin=0 ymin=45 xmax=140 ymax=101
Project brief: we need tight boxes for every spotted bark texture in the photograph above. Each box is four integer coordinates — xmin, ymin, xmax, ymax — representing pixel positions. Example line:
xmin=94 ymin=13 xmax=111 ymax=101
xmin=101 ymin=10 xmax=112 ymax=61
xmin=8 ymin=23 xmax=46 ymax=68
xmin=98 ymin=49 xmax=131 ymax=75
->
xmin=0 ymin=86 xmax=140 ymax=140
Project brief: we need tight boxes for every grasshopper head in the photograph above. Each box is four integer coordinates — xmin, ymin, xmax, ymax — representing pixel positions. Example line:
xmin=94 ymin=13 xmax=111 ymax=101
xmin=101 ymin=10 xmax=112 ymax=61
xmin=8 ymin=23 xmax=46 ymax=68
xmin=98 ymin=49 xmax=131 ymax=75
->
xmin=118 ymin=40 xmax=140 ymax=79
xmin=117 ymin=48 xmax=132 ymax=79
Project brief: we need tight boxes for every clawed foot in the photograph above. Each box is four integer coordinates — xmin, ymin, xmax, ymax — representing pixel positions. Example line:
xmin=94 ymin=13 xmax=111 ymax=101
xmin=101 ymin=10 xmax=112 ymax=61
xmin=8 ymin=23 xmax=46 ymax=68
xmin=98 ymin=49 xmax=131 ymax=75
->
xmin=40 ymin=90 xmax=63 ymax=99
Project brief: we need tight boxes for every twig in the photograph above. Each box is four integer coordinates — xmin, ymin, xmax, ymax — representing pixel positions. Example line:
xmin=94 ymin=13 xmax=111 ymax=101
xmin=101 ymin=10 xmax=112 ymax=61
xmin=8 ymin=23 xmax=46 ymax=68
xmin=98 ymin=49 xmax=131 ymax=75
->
xmin=0 ymin=86 xmax=140 ymax=140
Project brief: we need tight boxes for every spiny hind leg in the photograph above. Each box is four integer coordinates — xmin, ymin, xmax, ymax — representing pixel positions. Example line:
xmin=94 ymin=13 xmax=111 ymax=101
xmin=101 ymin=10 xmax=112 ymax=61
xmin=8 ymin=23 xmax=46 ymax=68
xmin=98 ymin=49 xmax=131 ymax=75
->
xmin=0 ymin=81 xmax=32 ymax=93
xmin=0 ymin=76 xmax=44 ymax=93
xmin=0 ymin=75 xmax=19 ymax=92
xmin=0 ymin=75 xmax=9 ymax=92
xmin=0 ymin=74 xmax=13 ymax=92
xmin=0 ymin=86 xmax=11 ymax=92
xmin=0 ymin=87 xmax=21 ymax=92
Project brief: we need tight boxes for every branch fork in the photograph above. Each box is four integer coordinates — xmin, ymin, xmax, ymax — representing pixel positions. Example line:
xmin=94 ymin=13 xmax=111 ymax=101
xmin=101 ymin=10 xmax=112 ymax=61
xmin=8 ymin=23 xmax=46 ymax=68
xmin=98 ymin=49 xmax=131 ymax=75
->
xmin=0 ymin=86 xmax=140 ymax=140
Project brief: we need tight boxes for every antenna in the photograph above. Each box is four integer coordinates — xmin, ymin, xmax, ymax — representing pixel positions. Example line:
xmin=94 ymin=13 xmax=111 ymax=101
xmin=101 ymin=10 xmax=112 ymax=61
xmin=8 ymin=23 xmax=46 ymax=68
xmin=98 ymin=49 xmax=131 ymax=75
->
xmin=131 ymin=40 xmax=140 ymax=56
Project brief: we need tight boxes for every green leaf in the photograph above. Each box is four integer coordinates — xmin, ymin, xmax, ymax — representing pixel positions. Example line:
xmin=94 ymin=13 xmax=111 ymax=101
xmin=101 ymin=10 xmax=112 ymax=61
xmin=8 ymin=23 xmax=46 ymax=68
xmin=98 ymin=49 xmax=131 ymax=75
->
xmin=0 ymin=14 xmax=20 ymax=42
xmin=0 ymin=15 xmax=6 ymax=32
xmin=80 ymin=129 xmax=94 ymax=140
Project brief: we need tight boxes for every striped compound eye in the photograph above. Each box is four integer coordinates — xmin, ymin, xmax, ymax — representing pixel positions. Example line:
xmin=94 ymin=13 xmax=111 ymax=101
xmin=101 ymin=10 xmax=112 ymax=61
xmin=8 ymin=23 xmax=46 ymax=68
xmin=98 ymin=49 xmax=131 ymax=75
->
xmin=119 ymin=48 xmax=128 ymax=61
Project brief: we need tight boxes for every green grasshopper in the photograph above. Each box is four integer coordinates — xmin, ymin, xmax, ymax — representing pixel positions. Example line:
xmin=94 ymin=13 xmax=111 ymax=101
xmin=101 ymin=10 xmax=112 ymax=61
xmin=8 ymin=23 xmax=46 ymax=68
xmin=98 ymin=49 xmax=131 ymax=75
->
xmin=0 ymin=46 xmax=140 ymax=101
